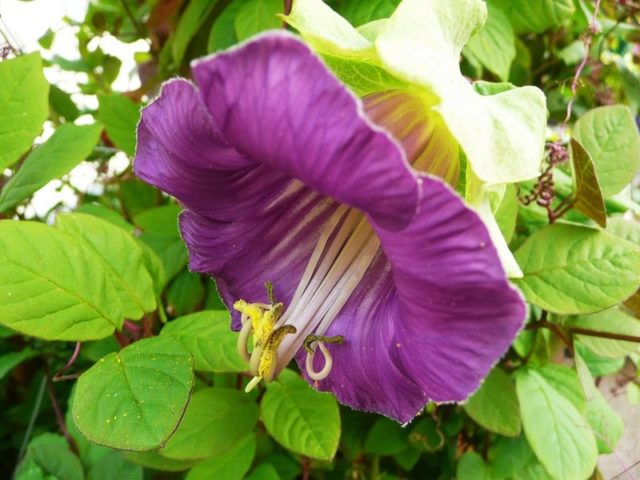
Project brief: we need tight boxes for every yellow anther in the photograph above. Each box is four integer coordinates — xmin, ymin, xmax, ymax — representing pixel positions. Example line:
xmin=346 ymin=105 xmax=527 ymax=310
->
xmin=233 ymin=300 xmax=264 ymax=327
xmin=245 ymin=325 xmax=297 ymax=392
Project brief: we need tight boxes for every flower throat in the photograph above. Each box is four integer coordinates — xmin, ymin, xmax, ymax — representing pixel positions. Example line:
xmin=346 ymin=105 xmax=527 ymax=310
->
xmin=235 ymin=204 xmax=380 ymax=391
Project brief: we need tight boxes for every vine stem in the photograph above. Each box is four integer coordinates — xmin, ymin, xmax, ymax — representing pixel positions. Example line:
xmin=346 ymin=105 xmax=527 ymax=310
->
xmin=14 ymin=376 xmax=46 ymax=478
xmin=45 ymin=373 xmax=78 ymax=454
xmin=526 ymin=321 xmax=640 ymax=346
xmin=53 ymin=342 xmax=81 ymax=381
xmin=526 ymin=321 xmax=574 ymax=354
xmin=563 ymin=0 xmax=603 ymax=126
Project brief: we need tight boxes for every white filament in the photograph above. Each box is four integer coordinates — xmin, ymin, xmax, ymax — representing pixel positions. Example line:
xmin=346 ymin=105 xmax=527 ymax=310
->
xmin=305 ymin=342 xmax=333 ymax=381
xmin=274 ymin=207 xmax=380 ymax=373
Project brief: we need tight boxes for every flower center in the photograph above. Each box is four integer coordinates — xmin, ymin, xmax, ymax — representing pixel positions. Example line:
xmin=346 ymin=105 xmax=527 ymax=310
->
xmin=235 ymin=204 xmax=380 ymax=389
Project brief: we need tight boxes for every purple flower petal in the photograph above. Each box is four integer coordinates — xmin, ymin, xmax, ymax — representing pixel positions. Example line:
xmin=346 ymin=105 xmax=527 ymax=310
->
xmin=135 ymin=33 xmax=526 ymax=422
xmin=305 ymin=176 xmax=525 ymax=422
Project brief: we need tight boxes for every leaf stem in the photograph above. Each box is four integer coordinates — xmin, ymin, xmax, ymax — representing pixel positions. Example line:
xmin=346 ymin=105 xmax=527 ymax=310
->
xmin=14 ymin=375 xmax=46 ymax=477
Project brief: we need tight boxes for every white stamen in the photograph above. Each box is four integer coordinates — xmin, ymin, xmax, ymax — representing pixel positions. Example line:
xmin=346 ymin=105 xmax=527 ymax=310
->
xmin=274 ymin=209 xmax=380 ymax=373
xmin=305 ymin=342 xmax=333 ymax=381
xmin=237 ymin=319 xmax=252 ymax=362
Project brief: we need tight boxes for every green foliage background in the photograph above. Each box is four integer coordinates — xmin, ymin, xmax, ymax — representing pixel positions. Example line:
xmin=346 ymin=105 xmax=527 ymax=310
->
xmin=1 ymin=0 xmax=640 ymax=479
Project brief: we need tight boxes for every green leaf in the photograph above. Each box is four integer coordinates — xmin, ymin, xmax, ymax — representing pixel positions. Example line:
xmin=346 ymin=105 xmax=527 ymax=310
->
xmin=0 ymin=123 xmax=103 ymax=212
xmin=135 ymin=205 xmax=188 ymax=281
xmin=408 ymin=417 xmax=445 ymax=453
xmin=516 ymin=369 xmax=597 ymax=480
xmin=393 ymin=447 xmax=421 ymax=471
xmin=49 ymin=84 xmax=80 ymax=122
xmin=261 ymin=369 xmax=340 ymax=460
xmin=125 ymin=450 xmax=195 ymax=472
xmin=161 ymin=387 xmax=258 ymax=460
xmin=246 ymin=463 xmax=281 ymax=480
xmin=72 ymin=336 xmax=194 ymax=451
xmin=575 ymin=343 xmax=625 ymax=377
xmin=339 ymin=0 xmax=400 ymax=27
xmin=160 ymin=310 xmax=247 ymax=372
xmin=457 ymin=452 xmax=492 ymax=480
xmin=0 ymin=349 xmax=37 ymax=381
xmin=488 ymin=435 xmax=534 ymax=479
xmin=97 ymin=95 xmax=139 ymax=156
xmin=573 ymin=105 xmax=640 ymax=197
xmin=0 ymin=221 xmax=122 ymax=340
xmin=513 ymin=458 xmax=554 ymax=480
xmin=607 ymin=218 xmax=640 ymax=316
xmin=173 ymin=0 xmax=219 ymax=65
xmin=570 ymin=138 xmax=606 ymax=228
xmin=57 ymin=213 xmax=157 ymax=320
xmin=0 ymin=53 xmax=49 ymax=170
xmin=463 ymin=367 xmax=521 ymax=436
xmin=85 ymin=450 xmax=143 ymax=480
xmin=564 ymin=308 xmax=640 ymax=358
xmin=208 ymin=0 xmax=248 ymax=52
xmin=514 ymin=223 xmax=640 ymax=314
xmin=364 ymin=418 xmax=409 ymax=455
xmin=493 ymin=0 xmax=575 ymax=33
xmin=186 ymin=434 xmax=256 ymax=480
xmin=15 ymin=433 xmax=84 ymax=480
xmin=464 ymin=0 xmax=515 ymax=81
xmin=167 ymin=270 xmax=204 ymax=316
xmin=75 ymin=203 xmax=134 ymax=233
xmin=585 ymin=388 xmax=623 ymax=454
xmin=119 ymin=179 xmax=160 ymax=219
xmin=574 ymin=347 xmax=597 ymax=402
xmin=234 ymin=0 xmax=282 ymax=41
xmin=536 ymin=364 xmax=586 ymax=413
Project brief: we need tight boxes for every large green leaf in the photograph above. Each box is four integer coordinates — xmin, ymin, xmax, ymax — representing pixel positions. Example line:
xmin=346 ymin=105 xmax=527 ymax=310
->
xmin=72 ymin=336 xmax=194 ymax=451
xmin=463 ymin=367 xmax=521 ymax=436
xmin=488 ymin=435 xmax=534 ymax=479
xmin=160 ymin=310 xmax=247 ymax=372
xmin=0 ymin=53 xmax=49 ymax=170
xmin=186 ymin=434 xmax=256 ymax=480
xmin=234 ymin=0 xmax=282 ymax=41
xmin=536 ymin=364 xmax=586 ymax=413
xmin=516 ymin=369 xmax=597 ymax=480
xmin=464 ymin=0 xmax=515 ymax=81
xmin=493 ymin=0 xmax=575 ymax=33
xmin=0 ymin=123 xmax=102 ymax=212
xmin=134 ymin=205 xmax=188 ymax=281
xmin=570 ymin=138 xmax=606 ymax=228
xmin=573 ymin=105 xmax=640 ymax=197
xmin=161 ymin=387 xmax=258 ymax=460
xmin=57 ymin=213 xmax=157 ymax=320
xmin=15 ymin=433 xmax=84 ymax=480
xmin=261 ymin=369 xmax=340 ymax=460
xmin=607 ymin=218 xmax=640 ymax=316
xmin=85 ymin=450 xmax=143 ymax=480
xmin=97 ymin=95 xmax=139 ymax=156
xmin=564 ymin=308 xmax=640 ymax=358
xmin=0 ymin=221 xmax=122 ymax=340
xmin=514 ymin=223 xmax=640 ymax=314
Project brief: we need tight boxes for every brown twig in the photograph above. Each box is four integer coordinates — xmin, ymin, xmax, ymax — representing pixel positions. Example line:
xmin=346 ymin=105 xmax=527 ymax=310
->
xmin=526 ymin=321 xmax=574 ymax=354
xmin=45 ymin=368 xmax=78 ymax=454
